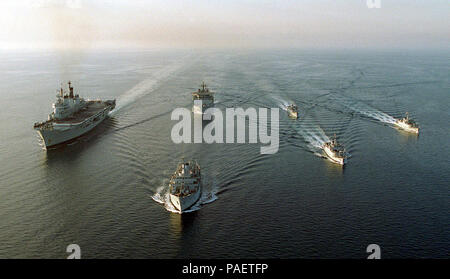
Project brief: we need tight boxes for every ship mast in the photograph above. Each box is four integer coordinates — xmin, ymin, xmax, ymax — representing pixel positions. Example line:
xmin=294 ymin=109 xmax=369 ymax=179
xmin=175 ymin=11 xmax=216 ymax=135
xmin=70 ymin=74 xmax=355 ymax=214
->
xmin=68 ymin=81 xmax=74 ymax=98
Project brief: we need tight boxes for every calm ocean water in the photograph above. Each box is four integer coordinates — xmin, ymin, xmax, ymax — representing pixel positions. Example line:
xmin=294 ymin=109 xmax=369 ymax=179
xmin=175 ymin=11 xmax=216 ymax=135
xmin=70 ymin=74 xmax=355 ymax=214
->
xmin=0 ymin=49 xmax=448 ymax=258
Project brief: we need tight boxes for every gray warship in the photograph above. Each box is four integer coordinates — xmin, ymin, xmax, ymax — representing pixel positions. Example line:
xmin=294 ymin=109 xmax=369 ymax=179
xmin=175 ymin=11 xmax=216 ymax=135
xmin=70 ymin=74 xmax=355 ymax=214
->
xmin=33 ymin=81 xmax=116 ymax=149
xmin=192 ymin=82 xmax=214 ymax=114
xmin=169 ymin=159 xmax=202 ymax=213
xmin=323 ymin=134 xmax=347 ymax=165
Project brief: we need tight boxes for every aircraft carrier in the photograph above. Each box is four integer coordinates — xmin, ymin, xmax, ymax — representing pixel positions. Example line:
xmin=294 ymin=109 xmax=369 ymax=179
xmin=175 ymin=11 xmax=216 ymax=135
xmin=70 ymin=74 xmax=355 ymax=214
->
xmin=33 ymin=81 xmax=116 ymax=149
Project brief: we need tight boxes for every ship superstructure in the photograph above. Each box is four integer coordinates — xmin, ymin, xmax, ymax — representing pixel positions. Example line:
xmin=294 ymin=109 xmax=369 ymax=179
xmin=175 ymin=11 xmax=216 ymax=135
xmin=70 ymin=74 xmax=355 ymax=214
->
xmin=192 ymin=82 xmax=214 ymax=114
xmin=33 ymin=81 xmax=116 ymax=148
xmin=323 ymin=134 xmax=347 ymax=165
xmin=394 ymin=112 xmax=419 ymax=134
xmin=169 ymin=159 xmax=202 ymax=213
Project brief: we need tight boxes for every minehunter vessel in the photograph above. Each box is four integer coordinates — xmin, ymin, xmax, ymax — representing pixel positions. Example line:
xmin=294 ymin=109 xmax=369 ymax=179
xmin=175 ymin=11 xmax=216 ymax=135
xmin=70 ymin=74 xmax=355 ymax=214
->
xmin=192 ymin=82 xmax=214 ymax=114
xmin=169 ymin=159 xmax=202 ymax=213
xmin=323 ymin=135 xmax=347 ymax=165
xmin=287 ymin=104 xmax=298 ymax=119
xmin=33 ymin=81 xmax=116 ymax=149
xmin=394 ymin=112 xmax=419 ymax=134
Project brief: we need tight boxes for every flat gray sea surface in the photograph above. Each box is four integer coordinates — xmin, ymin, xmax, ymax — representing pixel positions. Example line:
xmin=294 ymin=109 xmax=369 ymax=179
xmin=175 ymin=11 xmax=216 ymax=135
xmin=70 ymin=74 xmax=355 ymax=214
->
xmin=0 ymin=49 xmax=448 ymax=258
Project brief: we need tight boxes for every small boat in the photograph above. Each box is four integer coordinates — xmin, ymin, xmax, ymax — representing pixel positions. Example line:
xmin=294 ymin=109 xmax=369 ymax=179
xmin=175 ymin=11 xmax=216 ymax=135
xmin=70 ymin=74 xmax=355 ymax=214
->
xmin=287 ymin=104 xmax=298 ymax=119
xmin=323 ymin=134 xmax=347 ymax=165
xmin=394 ymin=112 xmax=419 ymax=134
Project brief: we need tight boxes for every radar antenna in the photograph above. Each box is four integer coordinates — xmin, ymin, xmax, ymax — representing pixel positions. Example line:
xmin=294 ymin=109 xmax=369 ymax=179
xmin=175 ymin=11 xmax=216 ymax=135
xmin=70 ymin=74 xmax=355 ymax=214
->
xmin=68 ymin=81 xmax=74 ymax=98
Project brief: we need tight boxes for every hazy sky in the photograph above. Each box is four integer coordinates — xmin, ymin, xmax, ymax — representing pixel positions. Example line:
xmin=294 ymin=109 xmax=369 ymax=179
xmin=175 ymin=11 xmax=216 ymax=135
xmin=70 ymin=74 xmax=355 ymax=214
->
xmin=0 ymin=0 xmax=449 ymax=50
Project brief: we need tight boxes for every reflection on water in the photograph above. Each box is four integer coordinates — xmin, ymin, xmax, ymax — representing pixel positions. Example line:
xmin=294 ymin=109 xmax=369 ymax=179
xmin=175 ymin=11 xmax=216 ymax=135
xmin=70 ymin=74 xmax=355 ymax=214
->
xmin=324 ymin=159 xmax=346 ymax=179
xmin=169 ymin=211 xmax=199 ymax=237
xmin=395 ymin=128 xmax=420 ymax=144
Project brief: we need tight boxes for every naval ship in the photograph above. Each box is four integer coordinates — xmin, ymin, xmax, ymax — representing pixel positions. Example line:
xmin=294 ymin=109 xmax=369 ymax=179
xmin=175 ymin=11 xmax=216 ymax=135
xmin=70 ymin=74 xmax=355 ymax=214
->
xmin=192 ymin=82 xmax=214 ymax=114
xmin=169 ymin=159 xmax=202 ymax=213
xmin=323 ymin=135 xmax=347 ymax=165
xmin=287 ymin=104 xmax=298 ymax=119
xmin=394 ymin=112 xmax=419 ymax=134
xmin=33 ymin=81 xmax=116 ymax=149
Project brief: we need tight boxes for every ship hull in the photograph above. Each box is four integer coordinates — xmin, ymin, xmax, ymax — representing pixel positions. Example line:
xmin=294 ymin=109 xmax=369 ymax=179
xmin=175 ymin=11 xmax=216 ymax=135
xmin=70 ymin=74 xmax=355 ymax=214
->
xmin=192 ymin=100 xmax=214 ymax=115
xmin=394 ymin=122 xmax=419 ymax=134
xmin=35 ymin=104 xmax=114 ymax=148
xmin=287 ymin=110 xmax=298 ymax=119
xmin=323 ymin=146 xmax=346 ymax=165
xmin=170 ymin=186 xmax=202 ymax=213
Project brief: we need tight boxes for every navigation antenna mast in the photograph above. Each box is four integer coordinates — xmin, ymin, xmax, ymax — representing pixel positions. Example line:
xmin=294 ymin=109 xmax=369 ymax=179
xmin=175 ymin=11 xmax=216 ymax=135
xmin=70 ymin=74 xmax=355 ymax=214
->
xmin=68 ymin=81 xmax=74 ymax=98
